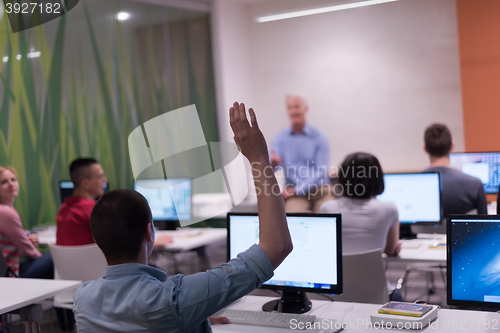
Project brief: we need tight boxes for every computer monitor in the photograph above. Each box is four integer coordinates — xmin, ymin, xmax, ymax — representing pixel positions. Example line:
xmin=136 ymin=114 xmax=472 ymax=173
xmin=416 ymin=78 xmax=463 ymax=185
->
xmin=134 ymin=178 xmax=191 ymax=222
xmin=450 ymin=152 xmax=500 ymax=194
xmin=447 ymin=215 xmax=500 ymax=308
xmin=377 ymin=172 xmax=442 ymax=224
xmin=227 ymin=212 xmax=342 ymax=314
xmin=59 ymin=181 xmax=109 ymax=203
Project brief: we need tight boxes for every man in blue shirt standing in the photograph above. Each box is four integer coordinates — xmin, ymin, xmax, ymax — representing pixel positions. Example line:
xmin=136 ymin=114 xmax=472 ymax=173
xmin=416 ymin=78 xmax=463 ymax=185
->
xmin=271 ymin=94 xmax=333 ymax=212
xmin=73 ymin=102 xmax=293 ymax=333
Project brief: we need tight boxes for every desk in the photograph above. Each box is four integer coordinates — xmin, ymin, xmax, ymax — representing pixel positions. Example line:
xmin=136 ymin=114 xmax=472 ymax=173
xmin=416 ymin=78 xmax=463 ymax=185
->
xmin=213 ymin=295 xmax=500 ymax=332
xmin=153 ymin=228 xmax=226 ymax=273
xmin=37 ymin=226 xmax=227 ymax=250
xmin=35 ymin=226 xmax=57 ymax=247
xmin=156 ymin=228 xmax=227 ymax=252
xmin=0 ymin=278 xmax=81 ymax=315
xmin=386 ymin=234 xmax=447 ymax=264
xmin=385 ymin=234 xmax=447 ymax=299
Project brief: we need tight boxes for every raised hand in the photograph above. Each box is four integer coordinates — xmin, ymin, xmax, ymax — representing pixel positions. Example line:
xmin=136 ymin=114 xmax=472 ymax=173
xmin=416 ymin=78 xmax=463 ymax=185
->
xmin=229 ymin=102 xmax=269 ymax=164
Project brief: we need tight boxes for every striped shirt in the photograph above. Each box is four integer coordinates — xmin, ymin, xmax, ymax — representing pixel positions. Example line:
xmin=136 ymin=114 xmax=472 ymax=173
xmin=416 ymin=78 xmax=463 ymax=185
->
xmin=271 ymin=124 xmax=330 ymax=196
xmin=0 ymin=205 xmax=41 ymax=276
xmin=320 ymin=197 xmax=398 ymax=254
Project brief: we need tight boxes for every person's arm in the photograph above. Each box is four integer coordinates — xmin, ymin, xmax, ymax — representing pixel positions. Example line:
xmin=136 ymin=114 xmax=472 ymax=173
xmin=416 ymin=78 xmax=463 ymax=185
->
xmin=476 ymin=182 xmax=488 ymax=215
xmin=168 ymin=103 xmax=293 ymax=332
xmin=153 ymin=235 xmax=173 ymax=250
xmin=385 ymin=222 xmax=401 ymax=256
xmin=497 ymin=185 xmax=500 ymax=215
xmin=384 ymin=206 xmax=401 ymax=257
xmin=0 ymin=208 xmax=41 ymax=259
xmin=295 ymin=134 xmax=330 ymax=196
xmin=270 ymin=133 xmax=282 ymax=168
xmin=230 ymin=102 xmax=293 ymax=267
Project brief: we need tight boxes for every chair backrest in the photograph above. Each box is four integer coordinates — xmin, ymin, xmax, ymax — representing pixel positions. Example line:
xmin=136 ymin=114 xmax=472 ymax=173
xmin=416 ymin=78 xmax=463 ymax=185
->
xmin=0 ymin=251 xmax=9 ymax=277
xmin=332 ymin=249 xmax=388 ymax=304
xmin=49 ymin=243 xmax=107 ymax=282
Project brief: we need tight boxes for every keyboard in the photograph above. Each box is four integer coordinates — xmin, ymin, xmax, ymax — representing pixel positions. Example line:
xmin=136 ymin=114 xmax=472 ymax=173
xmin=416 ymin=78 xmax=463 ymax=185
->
xmin=401 ymin=240 xmax=422 ymax=249
xmin=214 ymin=309 xmax=316 ymax=329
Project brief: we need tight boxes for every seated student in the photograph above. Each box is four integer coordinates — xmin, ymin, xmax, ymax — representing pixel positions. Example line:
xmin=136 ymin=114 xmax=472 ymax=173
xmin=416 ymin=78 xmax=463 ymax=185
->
xmin=319 ymin=153 xmax=402 ymax=300
xmin=56 ymin=158 xmax=107 ymax=245
xmin=56 ymin=158 xmax=173 ymax=248
xmin=424 ymin=124 xmax=487 ymax=215
xmin=0 ymin=166 xmax=53 ymax=278
xmin=414 ymin=124 xmax=487 ymax=234
xmin=73 ymin=102 xmax=293 ymax=332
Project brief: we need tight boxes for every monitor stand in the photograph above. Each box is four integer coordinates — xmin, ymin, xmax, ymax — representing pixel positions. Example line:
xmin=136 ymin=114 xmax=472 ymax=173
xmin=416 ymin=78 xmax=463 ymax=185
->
xmin=262 ymin=290 xmax=312 ymax=314
xmin=400 ymin=224 xmax=417 ymax=239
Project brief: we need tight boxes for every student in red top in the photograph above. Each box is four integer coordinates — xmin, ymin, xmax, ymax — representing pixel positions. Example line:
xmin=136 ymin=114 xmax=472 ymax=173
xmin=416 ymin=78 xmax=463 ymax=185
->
xmin=56 ymin=158 xmax=108 ymax=246
xmin=56 ymin=159 xmax=174 ymax=248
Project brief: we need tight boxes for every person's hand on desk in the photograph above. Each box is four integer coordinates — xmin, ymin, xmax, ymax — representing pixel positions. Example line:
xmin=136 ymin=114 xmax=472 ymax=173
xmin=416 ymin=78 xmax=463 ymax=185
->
xmin=282 ymin=187 xmax=295 ymax=200
xmin=153 ymin=235 xmax=173 ymax=250
xmin=209 ymin=316 xmax=228 ymax=325
xmin=27 ymin=233 xmax=39 ymax=247
xmin=394 ymin=242 xmax=402 ymax=256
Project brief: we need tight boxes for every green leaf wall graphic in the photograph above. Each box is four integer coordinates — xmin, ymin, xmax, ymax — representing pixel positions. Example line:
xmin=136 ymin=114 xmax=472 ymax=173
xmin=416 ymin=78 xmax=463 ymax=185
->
xmin=0 ymin=0 xmax=219 ymax=228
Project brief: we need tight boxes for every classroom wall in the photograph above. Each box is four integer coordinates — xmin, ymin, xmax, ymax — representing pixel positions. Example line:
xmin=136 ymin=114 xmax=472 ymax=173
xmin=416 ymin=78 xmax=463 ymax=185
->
xmin=212 ymin=0 xmax=465 ymax=176
xmin=456 ymin=0 xmax=500 ymax=153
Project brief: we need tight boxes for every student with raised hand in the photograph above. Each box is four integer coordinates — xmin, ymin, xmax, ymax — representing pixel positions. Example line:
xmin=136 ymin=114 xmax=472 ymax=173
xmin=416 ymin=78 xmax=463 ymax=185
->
xmin=73 ymin=102 xmax=293 ymax=333
xmin=0 ymin=166 xmax=53 ymax=278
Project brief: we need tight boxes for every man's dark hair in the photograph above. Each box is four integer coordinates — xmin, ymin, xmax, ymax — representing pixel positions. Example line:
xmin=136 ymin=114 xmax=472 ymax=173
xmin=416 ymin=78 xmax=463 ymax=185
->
xmin=70 ymin=158 xmax=98 ymax=187
xmin=90 ymin=189 xmax=152 ymax=264
xmin=338 ymin=152 xmax=384 ymax=199
xmin=424 ymin=124 xmax=452 ymax=158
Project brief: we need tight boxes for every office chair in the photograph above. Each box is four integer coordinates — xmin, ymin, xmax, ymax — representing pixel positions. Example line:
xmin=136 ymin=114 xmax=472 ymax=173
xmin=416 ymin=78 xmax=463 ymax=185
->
xmin=332 ymin=249 xmax=388 ymax=304
xmin=48 ymin=244 xmax=107 ymax=331
xmin=0 ymin=251 xmax=16 ymax=277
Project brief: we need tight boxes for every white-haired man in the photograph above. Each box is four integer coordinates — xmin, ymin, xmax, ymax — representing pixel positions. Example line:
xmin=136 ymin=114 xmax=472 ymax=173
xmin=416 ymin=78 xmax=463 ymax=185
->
xmin=271 ymin=94 xmax=333 ymax=212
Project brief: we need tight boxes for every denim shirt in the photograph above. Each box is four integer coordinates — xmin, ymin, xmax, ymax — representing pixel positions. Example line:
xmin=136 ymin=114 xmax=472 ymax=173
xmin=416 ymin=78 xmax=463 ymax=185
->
xmin=271 ymin=124 xmax=331 ymax=196
xmin=73 ymin=244 xmax=274 ymax=333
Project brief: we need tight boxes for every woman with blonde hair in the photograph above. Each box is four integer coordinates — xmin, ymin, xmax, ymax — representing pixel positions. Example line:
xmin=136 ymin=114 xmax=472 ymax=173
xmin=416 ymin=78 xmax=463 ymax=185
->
xmin=0 ymin=166 xmax=53 ymax=278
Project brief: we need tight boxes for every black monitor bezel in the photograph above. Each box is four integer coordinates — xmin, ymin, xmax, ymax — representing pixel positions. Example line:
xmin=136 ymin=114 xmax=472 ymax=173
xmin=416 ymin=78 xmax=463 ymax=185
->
xmin=450 ymin=151 xmax=500 ymax=194
xmin=226 ymin=212 xmax=343 ymax=295
xmin=58 ymin=180 xmax=109 ymax=203
xmin=447 ymin=214 xmax=500 ymax=308
xmin=380 ymin=172 xmax=443 ymax=224
xmin=133 ymin=178 xmax=192 ymax=222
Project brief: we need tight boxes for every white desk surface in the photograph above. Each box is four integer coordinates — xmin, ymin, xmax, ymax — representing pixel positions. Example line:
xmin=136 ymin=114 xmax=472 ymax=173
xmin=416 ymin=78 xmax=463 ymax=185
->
xmin=0 ymin=278 xmax=81 ymax=315
xmin=213 ymin=295 xmax=500 ymax=332
xmin=156 ymin=228 xmax=227 ymax=252
xmin=37 ymin=227 xmax=227 ymax=252
xmin=35 ymin=226 xmax=57 ymax=246
xmin=385 ymin=234 xmax=446 ymax=264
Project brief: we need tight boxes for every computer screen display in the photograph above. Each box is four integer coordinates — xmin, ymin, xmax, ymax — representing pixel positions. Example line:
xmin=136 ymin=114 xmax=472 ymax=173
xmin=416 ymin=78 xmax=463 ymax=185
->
xmin=134 ymin=179 xmax=191 ymax=222
xmin=227 ymin=213 xmax=342 ymax=294
xmin=377 ymin=173 xmax=442 ymax=224
xmin=447 ymin=215 xmax=500 ymax=308
xmin=450 ymin=152 xmax=500 ymax=194
xmin=59 ymin=181 xmax=109 ymax=203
